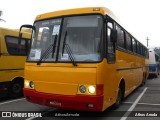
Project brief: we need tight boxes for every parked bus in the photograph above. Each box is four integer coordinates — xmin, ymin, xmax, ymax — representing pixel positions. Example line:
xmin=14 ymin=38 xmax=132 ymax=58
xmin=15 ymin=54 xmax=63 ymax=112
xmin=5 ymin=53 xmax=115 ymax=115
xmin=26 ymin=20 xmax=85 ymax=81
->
xmin=0 ymin=27 xmax=31 ymax=98
xmin=20 ymin=7 xmax=149 ymax=111
xmin=148 ymin=48 xmax=160 ymax=78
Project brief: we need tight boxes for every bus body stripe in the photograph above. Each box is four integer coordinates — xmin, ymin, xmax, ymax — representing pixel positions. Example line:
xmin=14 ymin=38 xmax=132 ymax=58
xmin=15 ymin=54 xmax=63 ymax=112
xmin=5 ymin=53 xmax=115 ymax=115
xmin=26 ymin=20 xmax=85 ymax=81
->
xmin=117 ymin=66 xmax=144 ymax=71
xmin=23 ymin=88 xmax=104 ymax=111
xmin=0 ymin=68 xmax=24 ymax=71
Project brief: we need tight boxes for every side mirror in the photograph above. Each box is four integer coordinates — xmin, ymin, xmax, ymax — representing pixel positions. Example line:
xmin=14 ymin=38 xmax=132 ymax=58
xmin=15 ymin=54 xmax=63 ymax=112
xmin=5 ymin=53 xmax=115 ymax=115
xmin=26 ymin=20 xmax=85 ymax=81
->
xmin=110 ymin=30 xmax=117 ymax=43
xmin=19 ymin=24 xmax=36 ymax=54
xmin=19 ymin=24 xmax=35 ymax=39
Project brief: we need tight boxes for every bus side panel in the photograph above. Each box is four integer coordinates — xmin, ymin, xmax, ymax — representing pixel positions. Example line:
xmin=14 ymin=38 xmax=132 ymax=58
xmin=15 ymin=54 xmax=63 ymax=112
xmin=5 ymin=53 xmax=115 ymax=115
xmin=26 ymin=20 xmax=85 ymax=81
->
xmin=97 ymin=59 xmax=119 ymax=110
xmin=0 ymin=56 xmax=25 ymax=82
xmin=99 ymin=50 xmax=145 ymax=110
xmin=0 ymin=33 xmax=26 ymax=83
xmin=117 ymin=51 xmax=144 ymax=97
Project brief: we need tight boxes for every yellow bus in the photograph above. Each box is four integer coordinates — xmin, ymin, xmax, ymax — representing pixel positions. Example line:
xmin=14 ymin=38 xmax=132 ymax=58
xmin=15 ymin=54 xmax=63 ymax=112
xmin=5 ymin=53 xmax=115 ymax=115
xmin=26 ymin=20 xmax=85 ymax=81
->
xmin=21 ymin=7 xmax=149 ymax=111
xmin=0 ymin=27 xmax=30 ymax=98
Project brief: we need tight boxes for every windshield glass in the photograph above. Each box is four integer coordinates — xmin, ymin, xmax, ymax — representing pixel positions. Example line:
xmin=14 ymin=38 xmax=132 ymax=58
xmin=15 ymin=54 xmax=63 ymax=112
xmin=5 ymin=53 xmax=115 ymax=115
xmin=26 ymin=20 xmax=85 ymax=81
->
xmin=27 ymin=15 xmax=103 ymax=62
xmin=28 ymin=18 xmax=62 ymax=61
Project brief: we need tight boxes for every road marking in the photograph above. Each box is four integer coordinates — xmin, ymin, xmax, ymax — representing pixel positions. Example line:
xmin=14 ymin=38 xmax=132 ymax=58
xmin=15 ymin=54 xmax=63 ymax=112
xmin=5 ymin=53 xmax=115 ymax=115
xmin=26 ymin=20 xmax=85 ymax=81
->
xmin=0 ymin=98 xmax=25 ymax=105
xmin=120 ymin=87 xmax=148 ymax=120
xmin=123 ymin=102 xmax=160 ymax=106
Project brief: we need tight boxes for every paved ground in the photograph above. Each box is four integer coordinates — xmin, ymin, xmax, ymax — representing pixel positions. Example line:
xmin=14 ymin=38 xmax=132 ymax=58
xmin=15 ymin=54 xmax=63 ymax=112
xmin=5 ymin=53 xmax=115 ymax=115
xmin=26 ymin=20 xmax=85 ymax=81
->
xmin=0 ymin=76 xmax=160 ymax=120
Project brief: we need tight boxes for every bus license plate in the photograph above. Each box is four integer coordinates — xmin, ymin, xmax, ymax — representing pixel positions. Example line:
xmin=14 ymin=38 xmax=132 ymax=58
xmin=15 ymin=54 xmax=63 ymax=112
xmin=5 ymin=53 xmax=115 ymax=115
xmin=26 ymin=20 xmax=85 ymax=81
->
xmin=49 ymin=101 xmax=61 ymax=106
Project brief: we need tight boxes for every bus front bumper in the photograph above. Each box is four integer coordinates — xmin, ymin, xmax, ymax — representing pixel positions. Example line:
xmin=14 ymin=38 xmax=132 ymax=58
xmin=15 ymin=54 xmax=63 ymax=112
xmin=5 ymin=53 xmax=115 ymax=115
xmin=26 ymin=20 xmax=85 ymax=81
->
xmin=23 ymin=88 xmax=103 ymax=111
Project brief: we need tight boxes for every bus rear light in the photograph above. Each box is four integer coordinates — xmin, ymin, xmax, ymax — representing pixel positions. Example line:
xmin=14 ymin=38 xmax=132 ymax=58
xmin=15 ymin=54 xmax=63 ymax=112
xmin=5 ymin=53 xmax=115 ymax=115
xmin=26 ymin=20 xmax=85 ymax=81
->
xmin=96 ymin=84 xmax=104 ymax=96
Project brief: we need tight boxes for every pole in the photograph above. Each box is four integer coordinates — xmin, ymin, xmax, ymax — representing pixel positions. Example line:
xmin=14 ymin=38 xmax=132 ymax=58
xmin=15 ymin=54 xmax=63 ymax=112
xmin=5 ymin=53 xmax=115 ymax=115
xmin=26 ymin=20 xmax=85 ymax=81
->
xmin=146 ymin=37 xmax=149 ymax=47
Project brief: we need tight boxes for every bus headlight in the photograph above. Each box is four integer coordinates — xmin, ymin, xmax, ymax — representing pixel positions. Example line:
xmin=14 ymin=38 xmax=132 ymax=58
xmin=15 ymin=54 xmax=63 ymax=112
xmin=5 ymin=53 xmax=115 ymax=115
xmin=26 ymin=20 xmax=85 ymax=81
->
xmin=88 ymin=85 xmax=96 ymax=94
xmin=29 ymin=81 xmax=34 ymax=88
xmin=79 ymin=85 xmax=86 ymax=93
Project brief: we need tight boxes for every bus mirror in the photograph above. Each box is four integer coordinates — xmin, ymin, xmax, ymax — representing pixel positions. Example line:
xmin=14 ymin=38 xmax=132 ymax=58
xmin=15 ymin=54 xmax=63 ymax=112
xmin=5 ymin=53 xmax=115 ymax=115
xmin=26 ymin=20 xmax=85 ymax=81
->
xmin=19 ymin=24 xmax=36 ymax=52
xmin=111 ymin=30 xmax=117 ymax=43
xmin=19 ymin=24 xmax=36 ymax=38
xmin=18 ymin=32 xmax=22 ymax=46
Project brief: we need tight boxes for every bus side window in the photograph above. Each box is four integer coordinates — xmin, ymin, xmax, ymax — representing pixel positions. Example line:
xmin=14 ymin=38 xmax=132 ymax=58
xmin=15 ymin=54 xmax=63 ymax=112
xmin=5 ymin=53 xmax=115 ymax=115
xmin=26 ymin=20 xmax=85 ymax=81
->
xmin=132 ymin=38 xmax=137 ymax=53
xmin=126 ymin=33 xmax=132 ymax=51
xmin=116 ymin=25 xmax=125 ymax=49
xmin=136 ymin=42 xmax=139 ymax=54
xmin=5 ymin=36 xmax=29 ymax=56
xmin=107 ymin=22 xmax=116 ymax=64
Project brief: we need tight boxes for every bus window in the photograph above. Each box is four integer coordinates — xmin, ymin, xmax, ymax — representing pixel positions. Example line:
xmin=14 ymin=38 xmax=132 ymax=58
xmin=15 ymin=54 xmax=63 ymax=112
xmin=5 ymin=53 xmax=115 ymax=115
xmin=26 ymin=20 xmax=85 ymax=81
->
xmin=107 ymin=22 xmax=116 ymax=63
xmin=137 ymin=42 xmax=140 ymax=54
xmin=126 ymin=33 xmax=132 ymax=51
xmin=132 ymin=38 xmax=137 ymax=53
xmin=5 ymin=36 xmax=29 ymax=56
xmin=117 ymin=26 xmax=125 ymax=49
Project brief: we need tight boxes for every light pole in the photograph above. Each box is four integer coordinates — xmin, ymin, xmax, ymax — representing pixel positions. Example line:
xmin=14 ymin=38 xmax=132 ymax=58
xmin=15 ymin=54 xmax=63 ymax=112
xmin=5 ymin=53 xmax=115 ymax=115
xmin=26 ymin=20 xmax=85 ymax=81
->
xmin=146 ymin=37 xmax=149 ymax=47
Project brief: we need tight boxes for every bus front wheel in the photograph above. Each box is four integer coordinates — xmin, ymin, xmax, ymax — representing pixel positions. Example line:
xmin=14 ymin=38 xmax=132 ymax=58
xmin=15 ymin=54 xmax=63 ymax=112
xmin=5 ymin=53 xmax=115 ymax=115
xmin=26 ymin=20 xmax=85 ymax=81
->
xmin=9 ymin=81 xmax=23 ymax=98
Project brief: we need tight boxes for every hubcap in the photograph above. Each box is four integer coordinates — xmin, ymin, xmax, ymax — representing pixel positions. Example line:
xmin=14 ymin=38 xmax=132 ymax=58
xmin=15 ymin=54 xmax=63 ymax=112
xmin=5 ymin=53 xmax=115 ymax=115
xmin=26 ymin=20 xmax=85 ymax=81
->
xmin=12 ymin=83 xmax=21 ymax=93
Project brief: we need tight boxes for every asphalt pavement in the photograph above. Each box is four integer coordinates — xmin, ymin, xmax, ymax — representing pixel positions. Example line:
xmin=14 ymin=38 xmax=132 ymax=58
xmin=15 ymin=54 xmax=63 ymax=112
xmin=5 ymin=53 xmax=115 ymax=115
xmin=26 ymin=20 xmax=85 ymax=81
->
xmin=0 ymin=76 xmax=160 ymax=120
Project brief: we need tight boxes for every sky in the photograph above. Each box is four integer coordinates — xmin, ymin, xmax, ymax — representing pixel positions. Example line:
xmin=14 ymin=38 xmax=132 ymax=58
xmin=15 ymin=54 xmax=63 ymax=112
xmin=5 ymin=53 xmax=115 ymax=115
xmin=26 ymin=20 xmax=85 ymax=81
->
xmin=0 ymin=0 xmax=160 ymax=48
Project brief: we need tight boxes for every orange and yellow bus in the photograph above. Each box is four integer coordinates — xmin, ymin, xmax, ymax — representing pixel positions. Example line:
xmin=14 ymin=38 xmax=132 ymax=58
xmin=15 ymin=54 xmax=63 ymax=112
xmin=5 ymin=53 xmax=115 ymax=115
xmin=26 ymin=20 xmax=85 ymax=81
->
xmin=20 ymin=7 xmax=149 ymax=111
xmin=0 ymin=27 xmax=30 ymax=98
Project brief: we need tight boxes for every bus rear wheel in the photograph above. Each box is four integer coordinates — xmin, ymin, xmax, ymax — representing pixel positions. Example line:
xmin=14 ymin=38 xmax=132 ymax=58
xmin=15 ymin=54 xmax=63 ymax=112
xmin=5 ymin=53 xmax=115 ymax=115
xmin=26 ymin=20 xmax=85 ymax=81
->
xmin=9 ymin=81 xmax=23 ymax=98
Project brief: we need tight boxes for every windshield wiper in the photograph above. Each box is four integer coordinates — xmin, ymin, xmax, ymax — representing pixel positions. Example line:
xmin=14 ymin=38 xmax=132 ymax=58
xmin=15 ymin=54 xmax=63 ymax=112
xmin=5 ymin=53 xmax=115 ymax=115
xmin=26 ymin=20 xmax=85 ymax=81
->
xmin=37 ymin=34 xmax=58 ymax=65
xmin=62 ymin=31 xmax=77 ymax=66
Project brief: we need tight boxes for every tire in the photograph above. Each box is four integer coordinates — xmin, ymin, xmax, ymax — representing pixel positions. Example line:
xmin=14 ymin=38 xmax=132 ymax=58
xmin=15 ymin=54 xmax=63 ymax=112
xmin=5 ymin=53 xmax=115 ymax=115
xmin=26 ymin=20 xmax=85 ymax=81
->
xmin=113 ymin=88 xmax=122 ymax=109
xmin=9 ymin=81 xmax=23 ymax=98
xmin=141 ymin=74 xmax=146 ymax=86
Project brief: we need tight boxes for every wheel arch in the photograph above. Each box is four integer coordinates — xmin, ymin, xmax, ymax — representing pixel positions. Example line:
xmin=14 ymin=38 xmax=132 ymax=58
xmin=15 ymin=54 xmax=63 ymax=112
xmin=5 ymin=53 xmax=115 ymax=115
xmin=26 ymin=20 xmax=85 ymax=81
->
xmin=119 ymin=78 xmax=125 ymax=99
xmin=11 ymin=76 xmax=24 ymax=87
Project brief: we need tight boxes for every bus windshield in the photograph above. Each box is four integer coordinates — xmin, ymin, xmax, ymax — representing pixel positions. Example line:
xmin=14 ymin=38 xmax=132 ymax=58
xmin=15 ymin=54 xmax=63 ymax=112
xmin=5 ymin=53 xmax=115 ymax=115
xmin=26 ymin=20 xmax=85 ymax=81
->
xmin=28 ymin=15 xmax=103 ymax=62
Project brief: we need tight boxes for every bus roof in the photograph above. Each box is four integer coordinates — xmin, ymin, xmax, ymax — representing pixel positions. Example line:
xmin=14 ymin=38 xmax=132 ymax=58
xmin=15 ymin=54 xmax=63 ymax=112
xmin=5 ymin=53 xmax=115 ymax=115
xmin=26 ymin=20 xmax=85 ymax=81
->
xmin=35 ymin=7 xmax=120 ymax=22
xmin=34 ymin=7 xmax=147 ymax=48
xmin=0 ymin=27 xmax=31 ymax=39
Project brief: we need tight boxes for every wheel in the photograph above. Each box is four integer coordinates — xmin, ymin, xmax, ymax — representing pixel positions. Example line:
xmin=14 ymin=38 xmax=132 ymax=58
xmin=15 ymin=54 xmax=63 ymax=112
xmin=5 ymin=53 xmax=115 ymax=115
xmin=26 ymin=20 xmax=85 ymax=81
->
xmin=141 ymin=73 xmax=146 ymax=86
xmin=9 ymin=81 xmax=23 ymax=98
xmin=113 ymin=88 xmax=122 ymax=109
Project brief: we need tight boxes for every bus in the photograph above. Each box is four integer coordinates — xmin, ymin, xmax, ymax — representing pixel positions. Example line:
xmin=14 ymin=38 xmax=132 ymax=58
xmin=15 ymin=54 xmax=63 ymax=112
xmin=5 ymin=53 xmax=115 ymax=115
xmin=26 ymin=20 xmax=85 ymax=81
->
xmin=0 ymin=27 xmax=31 ymax=98
xmin=148 ymin=48 xmax=160 ymax=78
xmin=20 ymin=7 xmax=149 ymax=111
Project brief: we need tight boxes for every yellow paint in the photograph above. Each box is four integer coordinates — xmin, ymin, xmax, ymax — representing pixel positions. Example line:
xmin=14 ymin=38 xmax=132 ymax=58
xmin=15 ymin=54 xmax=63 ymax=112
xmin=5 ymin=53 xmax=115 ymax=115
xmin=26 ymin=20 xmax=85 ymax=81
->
xmin=0 ymin=27 xmax=31 ymax=83
xmin=25 ymin=7 xmax=148 ymax=111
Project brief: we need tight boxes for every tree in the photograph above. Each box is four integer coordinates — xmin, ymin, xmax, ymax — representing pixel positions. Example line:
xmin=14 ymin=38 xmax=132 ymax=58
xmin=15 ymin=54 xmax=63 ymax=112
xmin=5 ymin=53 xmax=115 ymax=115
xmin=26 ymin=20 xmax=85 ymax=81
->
xmin=0 ymin=10 xmax=6 ymax=22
